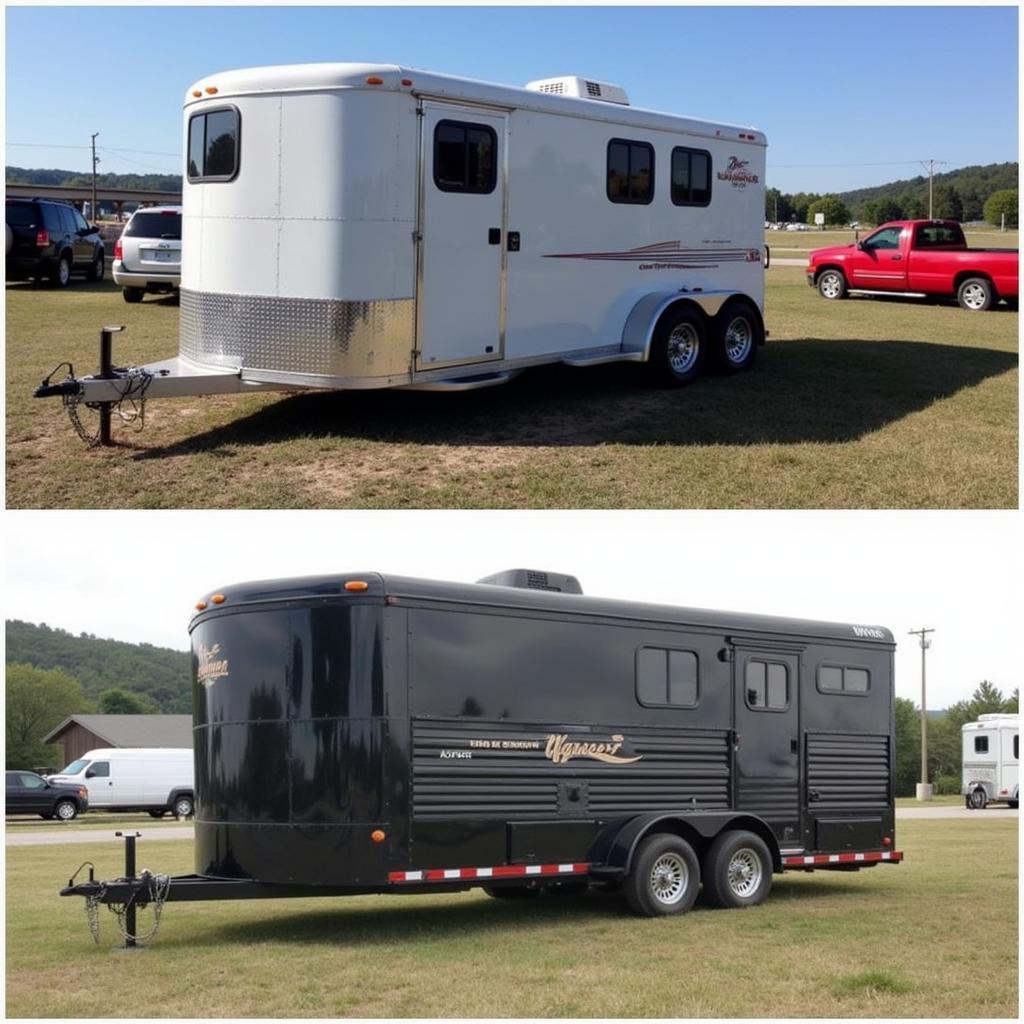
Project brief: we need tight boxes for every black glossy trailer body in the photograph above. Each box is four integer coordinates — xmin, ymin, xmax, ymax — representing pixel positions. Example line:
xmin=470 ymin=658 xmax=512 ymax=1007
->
xmin=187 ymin=571 xmax=899 ymax=892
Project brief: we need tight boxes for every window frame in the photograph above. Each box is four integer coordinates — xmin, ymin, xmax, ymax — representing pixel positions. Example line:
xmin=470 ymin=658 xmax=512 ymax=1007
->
xmin=744 ymin=658 xmax=791 ymax=712
xmin=607 ymin=138 xmax=655 ymax=206
xmin=973 ymin=735 xmax=989 ymax=755
xmin=635 ymin=644 xmax=700 ymax=709
xmin=432 ymin=119 xmax=499 ymax=196
xmin=186 ymin=105 xmax=241 ymax=184
xmin=816 ymin=662 xmax=872 ymax=696
xmin=670 ymin=146 xmax=713 ymax=207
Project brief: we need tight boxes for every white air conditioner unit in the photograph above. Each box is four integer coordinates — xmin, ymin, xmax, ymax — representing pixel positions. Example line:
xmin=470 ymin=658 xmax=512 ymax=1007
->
xmin=525 ymin=76 xmax=630 ymax=106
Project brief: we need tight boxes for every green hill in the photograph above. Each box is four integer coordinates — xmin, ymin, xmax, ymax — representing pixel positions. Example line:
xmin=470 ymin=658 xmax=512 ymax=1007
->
xmin=5 ymin=620 xmax=190 ymax=713
xmin=6 ymin=166 xmax=181 ymax=192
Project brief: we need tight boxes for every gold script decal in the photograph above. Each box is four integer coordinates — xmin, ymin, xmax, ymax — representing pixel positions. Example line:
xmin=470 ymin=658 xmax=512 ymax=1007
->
xmin=544 ymin=733 xmax=642 ymax=765
xmin=197 ymin=642 xmax=230 ymax=686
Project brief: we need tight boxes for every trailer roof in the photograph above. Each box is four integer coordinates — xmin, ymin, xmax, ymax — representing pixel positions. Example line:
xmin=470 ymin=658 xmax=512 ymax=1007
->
xmin=184 ymin=62 xmax=767 ymax=146
xmin=193 ymin=571 xmax=894 ymax=647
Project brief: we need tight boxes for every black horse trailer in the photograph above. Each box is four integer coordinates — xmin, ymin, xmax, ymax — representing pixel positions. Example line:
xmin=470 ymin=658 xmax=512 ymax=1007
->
xmin=62 ymin=569 xmax=903 ymax=939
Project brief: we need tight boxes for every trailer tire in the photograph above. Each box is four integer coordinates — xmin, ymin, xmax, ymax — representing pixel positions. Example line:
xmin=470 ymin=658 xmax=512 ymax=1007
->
xmin=967 ymin=787 xmax=987 ymax=810
xmin=624 ymin=833 xmax=700 ymax=917
xmin=54 ymin=799 xmax=79 ymax=821
xmin=817 ymin=269 xmax=847 ymax=301
xmin=713 ymin=298 xmax=761 ymax=373
xmin=702 ymin=830 xmax=773 ymax=909
xmin=122 ymin=287 xmax=144 ymax=303
xmin=647 ymin=307 xmax=707 ymax=387
xmin=957 ymin=277 xmax=994 ymax=312
xmin=482 ymin=885 xmax=540 ymax=900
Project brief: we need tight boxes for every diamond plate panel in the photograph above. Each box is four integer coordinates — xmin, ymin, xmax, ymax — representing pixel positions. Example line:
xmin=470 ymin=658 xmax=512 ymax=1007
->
xmin=179 ymin=289 xmax=414 ymax=381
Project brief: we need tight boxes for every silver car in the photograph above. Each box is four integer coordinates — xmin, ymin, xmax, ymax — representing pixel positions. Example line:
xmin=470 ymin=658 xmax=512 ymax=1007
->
xmin=112 ymin=205 xmax=182 ymax=303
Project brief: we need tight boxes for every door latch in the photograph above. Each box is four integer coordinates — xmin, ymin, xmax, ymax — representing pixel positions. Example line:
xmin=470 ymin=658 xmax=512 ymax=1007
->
xmin=488 ymin=228 xmax=501 ymax=245
xmin=507 ymin=231 xmax=520 ymax=252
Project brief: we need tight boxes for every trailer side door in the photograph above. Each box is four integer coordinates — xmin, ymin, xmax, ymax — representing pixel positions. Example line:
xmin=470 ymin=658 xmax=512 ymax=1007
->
xmin=732 ymin=643 xmax=801 ymax=846
xmin=416 ymin=101 xmax=507 ymax=370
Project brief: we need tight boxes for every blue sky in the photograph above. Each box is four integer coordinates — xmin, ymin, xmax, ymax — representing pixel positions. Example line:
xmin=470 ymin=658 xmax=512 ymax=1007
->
xmin=5 ymin=5 xmax=1019 ymax=194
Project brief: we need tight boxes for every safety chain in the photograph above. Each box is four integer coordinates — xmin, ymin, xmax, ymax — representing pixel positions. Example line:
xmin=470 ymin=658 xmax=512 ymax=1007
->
xmin=62 ymin=368 xmax=155 ymax=447
xmin=83 ymin=871 xmax=172 ymax=946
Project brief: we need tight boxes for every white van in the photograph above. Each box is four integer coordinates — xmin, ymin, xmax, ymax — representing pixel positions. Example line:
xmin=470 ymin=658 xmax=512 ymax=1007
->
xmin=48 ymin=748 xmax=195 ymax=817
xmin=962 ymin=714 xmax=1019 ymax=809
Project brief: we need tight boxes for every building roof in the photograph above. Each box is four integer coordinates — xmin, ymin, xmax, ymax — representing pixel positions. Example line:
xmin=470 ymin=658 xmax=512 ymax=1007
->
xmin=42 ymin=714 xmax=193 ymax=747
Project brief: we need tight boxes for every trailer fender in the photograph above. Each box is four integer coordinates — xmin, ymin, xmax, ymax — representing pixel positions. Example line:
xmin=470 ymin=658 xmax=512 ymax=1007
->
xmin=588 ymin=812 xmax=782 ymax=878
xmin=621 ymin=290 xmax=757 ymax=362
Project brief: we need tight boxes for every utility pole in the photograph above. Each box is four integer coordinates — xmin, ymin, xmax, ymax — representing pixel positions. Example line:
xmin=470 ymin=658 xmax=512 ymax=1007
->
xmin=909 ymin=627 xmax=935 ymax=800
xmin=91 ymin=132 xmax=100 ymax=223
xmin=919 ymin=159 xmax=947 ymax=219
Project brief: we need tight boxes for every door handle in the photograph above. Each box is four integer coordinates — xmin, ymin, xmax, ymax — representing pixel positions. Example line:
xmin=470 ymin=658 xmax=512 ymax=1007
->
xmin=507 ymin=231 xmax=521 ymax=252
xmin=488 ymin=228 xmax=501 ymax=245
xmin=809 ymin=789 xmax=821 ymax=801
xmin=891 ymin=254 xmax=902 ymax=261
xmin=790 ymin=739 xmax=799 ymax=754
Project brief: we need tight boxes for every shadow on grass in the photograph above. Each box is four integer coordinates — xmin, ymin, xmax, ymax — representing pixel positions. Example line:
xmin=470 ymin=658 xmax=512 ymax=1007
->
xmin=169 ymin=875 xmax=864 ymax=950
xmin=133 ymin=338 xmax=1018 ymax=459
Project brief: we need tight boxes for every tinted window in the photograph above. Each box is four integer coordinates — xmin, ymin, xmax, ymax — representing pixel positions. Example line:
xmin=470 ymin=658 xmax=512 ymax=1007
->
xmin=60 ymin=206 xmax=77 ymax=233
xmin=608 ymin=139 xmax=654 ymax=204
xmin=746 ymin=659 xmax=789 ymax=710
xmin=5 ymin=202 xmax=37 ymax=227
xmin=42 ymin=205 xmax=65 ymax=232
xmin=637 ymin=647 xmax=699 ymax=707
xmin=974 ymin=736 xmax=989 ymax=754
xmin=915 ymin=224 xmax=964 ymax=247
xmin=818 ymin=665 xmax=871 ymax=694
xmin=88 ymin=761 xmax=110 ymax=777
xmin=72 ymin=208 xmax=90 ymax=232
xmin=187 ymin=107 xmax=239 ymax=181
xmin=7 ymin=773 xmax=24 ymax=789
xmin=671 ymin=147 xmax=712 ymax=206
xmin=433 ymin=120 xmax=497 ymax=194
xmin=126 ymin=211 xmax=183 ymax=240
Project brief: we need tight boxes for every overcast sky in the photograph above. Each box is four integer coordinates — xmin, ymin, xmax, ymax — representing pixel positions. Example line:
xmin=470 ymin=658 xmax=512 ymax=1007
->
xmin=5 ymin=510 xmax=1018 ymax=710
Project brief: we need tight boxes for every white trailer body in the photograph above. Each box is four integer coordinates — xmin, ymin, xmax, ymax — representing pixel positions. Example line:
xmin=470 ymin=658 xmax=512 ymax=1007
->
xmin=44 ymin=63 xmax=767 ymax=412
xmin=48 ymin=747 xmax=195 ymax=815
xmin=962 ymin=714 xmax=1019 ymax=809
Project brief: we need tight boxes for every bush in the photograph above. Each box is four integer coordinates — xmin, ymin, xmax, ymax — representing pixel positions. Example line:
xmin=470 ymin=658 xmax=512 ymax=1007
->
xmin=984 ymin=188 xmax=1018 ymax=229
xmin=933 ymin=773 xmax=962 ymax=796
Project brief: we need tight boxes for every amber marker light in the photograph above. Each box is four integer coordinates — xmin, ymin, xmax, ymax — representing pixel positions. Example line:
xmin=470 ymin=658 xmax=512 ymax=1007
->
xmin=371 ymin=830 xmax=386 ymax=843
xmin=195 ymin=600 xmax=208 ymax=611
xmin=211 ymin=594 xmax=226 ymax=605
xmin=204 ymin=86 xmax=219 ymax=95
xmin=191 ymin=90 xmax=202 ymax=97
xmin=365 ymin=76 xmax=384 ymax=85
xmin=345 ymin=580 xmax=370 ymax=592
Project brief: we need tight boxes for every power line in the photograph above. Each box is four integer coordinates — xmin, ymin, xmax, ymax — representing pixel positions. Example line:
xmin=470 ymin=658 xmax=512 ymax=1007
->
xmin=8 ymin=142 xmax=180 ymax=158
xmin=771 ymin=159 xmax=943 ymax=168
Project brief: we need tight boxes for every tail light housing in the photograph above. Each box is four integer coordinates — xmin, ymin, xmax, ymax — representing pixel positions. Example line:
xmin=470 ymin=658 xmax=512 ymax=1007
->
xmin=114 ymin=238 xmax=123 ymax=260
xmin=35 ymin=229 xmax=49 ymax=247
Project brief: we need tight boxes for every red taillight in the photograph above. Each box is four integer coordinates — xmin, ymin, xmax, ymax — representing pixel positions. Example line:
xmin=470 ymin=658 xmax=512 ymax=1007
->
xmin=35 ymin=229 xmax=49 ymax=247
xmin=114 ymin=238 xmax=123 ymax=260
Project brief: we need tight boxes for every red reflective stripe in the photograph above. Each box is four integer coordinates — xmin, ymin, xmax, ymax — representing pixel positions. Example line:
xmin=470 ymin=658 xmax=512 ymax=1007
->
xmin=388 ymin=862 xmax=591 ymax=884
xmin=782 ymin=850 xmax=903 ymax=867
xmin=492 ymin=864 xmax=527 ymax=878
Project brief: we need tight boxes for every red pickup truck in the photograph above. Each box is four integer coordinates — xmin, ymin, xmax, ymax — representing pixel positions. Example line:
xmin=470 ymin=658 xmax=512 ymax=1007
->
xmin=807 ymin=220 xmax=1018 ymax=311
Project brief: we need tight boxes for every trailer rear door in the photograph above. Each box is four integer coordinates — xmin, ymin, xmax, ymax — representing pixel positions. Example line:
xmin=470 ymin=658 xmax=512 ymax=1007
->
xmin=732 ymin=644 xmax=801 ymax=845
xmin=416 ymin=102 xmax=507 ymax=370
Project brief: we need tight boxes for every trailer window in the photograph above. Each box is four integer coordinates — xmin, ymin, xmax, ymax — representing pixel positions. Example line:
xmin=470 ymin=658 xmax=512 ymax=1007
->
xmin=1015 ymin=735 xmax=1019 ymax=760
xmin=636 ymin=646 xmax=699 ymax=707
xmin=187 ymin=107 xmax=240 ymax=182
xmin=433 ymin=120 xmax=497 ymax=194
xmin=974 ymin=736 xmax=989 ymax=754
xmin=745 ymin=660 xmax=789 ymax=710
xmin=671 ymin=147 xmax=711 ymax=206
xmin=818 ymin=664 xmax=871 ymax=694
xmin=607 ymin=139 xmax=654 ymax=204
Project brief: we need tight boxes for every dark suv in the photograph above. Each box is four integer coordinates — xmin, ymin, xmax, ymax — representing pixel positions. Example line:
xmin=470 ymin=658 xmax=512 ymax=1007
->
xmin=5 ymin=198 xmax=106 ymax=287
xmin=5 ymin=770 xmax=89 ymax=820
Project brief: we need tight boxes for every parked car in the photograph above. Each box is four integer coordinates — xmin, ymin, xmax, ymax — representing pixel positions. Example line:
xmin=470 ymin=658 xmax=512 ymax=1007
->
xmin=5 ymin=770 xmax=89 ymax=820
xmin=48 ymin=747 xmax=194 ymax=817
xmin=807 ymin=220 xmax=1019 ymax=311
xmin=5 ymin=198 xmax=105 ymax=287
xmin=112 ymin=205 xmax=182 ymax=302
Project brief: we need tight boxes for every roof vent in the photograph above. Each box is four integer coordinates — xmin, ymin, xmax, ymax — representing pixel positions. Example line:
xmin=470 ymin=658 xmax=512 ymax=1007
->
xmin=477 ymin=569 xmax=584 ymax=595
xmin=525 ymin=76 xmax=630 ymax=106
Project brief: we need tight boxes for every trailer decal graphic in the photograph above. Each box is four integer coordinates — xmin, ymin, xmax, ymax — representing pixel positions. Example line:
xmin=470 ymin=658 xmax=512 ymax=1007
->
xmin=196 ymin=643 xmax=230 ymax=686
xmin=718 ymin=156 xmax=760 ymax=188
xmin=388 ymin=862 xmax=591 ymax=884
xmin=544 ymin=733 xmax=642 ymax=765
xmin=542 ymin=240 xmax=759 ymax=269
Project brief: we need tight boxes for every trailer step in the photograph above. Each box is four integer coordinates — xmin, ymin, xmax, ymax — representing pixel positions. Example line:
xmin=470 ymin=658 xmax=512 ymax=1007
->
xmin=397 ymin=370 xmax=522 ymax=392
xmin=561 ymin=349 xmax=645 ymax=368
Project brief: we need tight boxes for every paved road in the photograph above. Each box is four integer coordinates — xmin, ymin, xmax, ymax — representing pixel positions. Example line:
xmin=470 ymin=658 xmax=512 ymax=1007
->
xmin=6 ymin=806 xmax=1017 ymax=846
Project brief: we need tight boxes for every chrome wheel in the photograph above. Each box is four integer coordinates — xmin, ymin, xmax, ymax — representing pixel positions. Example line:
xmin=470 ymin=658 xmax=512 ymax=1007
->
xmin=819 ymin=271 xmax=843 ymax=299
xmin=55 ymin=800 xmax=77 ymax=821
xmin=727 ymin=848 xmax=763 ymax=898
xmin=960 ymin=282 xmax=988 ymax=310
xmin=667 ymin=323 xmax=700 ymax=375
xmin=724 ymin=315 xmax=753 ymax=366
xmin=649 ymin=852 xmax=688 ymax=906
xmin=174 ymin=796 xmax=194 ymax=817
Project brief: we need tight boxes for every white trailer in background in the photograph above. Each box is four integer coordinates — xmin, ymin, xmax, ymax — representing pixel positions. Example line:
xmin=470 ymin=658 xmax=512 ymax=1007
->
xmin=36 ymin=63 xmax=768 ymax=439
xmin=962 ymin=713 xmax=1018 ymax=809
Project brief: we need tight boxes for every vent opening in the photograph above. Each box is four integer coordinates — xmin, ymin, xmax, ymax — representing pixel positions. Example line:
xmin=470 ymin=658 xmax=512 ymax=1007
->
xmin=477 ymin=569 xmax=584 ymax=595
xmin=524 ymin=76 xmax=630 ymax=106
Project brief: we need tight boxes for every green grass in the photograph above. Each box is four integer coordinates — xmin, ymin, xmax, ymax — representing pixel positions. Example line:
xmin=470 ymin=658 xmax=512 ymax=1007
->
xmin=894 ymin=794 xmax=963 ymax=807
xmin=4 ymin=819 xmax=1017 ymax=1017
xmin=5 ymin=812 xmax=190 ymax=831
xmin=6 ymin=256 xmax=1017 ymax=508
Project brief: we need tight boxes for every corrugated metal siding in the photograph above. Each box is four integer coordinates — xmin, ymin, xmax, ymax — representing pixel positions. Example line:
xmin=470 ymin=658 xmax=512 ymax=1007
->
xmin=736 ymin=779 xmax=798 ymax=824
xmin=806 ymin=733 xmax=890 ymax=810
xmin=412 ymin=721 xmax=730 ymax=820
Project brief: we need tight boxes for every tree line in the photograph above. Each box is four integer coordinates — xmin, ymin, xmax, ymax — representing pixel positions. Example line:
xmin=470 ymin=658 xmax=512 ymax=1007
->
xmin=893 ymin=681 xmax=1018 ymax=797
xmin=6 ymin=165 xmax=181 ymax=192
xmin=766 ymin=161 xmax=1018 ymax=227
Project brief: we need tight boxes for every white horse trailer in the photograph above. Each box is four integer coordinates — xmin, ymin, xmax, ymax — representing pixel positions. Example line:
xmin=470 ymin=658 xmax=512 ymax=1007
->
xmin=962 ymin=714 xmax=1018 ymax=809
xmin=36 ymin=63 xmax=768 ymax=436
